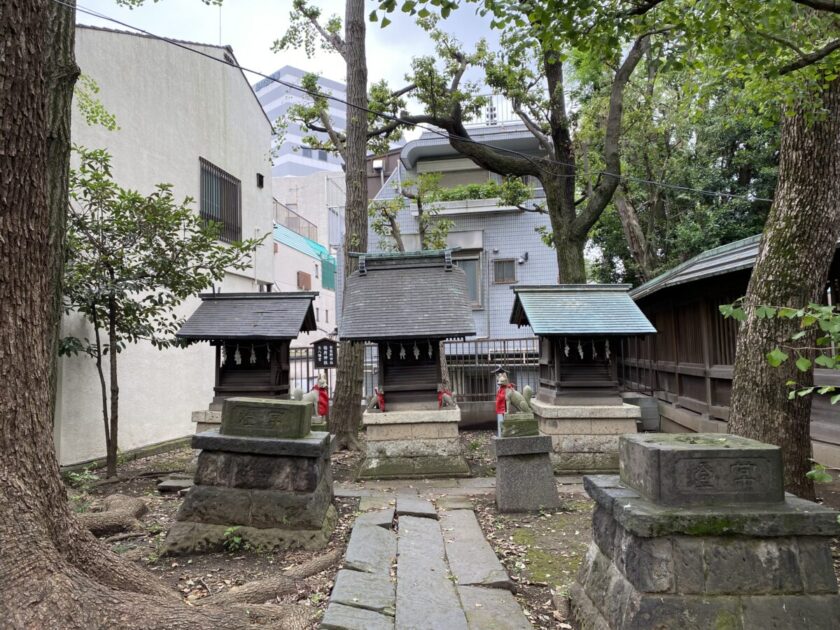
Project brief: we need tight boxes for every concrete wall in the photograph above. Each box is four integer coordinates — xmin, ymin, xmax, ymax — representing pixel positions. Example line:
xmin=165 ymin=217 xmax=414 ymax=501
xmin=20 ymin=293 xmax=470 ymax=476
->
xmin=273 ymin=244 xmax=337 ymax=346
xmin=57 ymin=27 xmax=274 ymax=465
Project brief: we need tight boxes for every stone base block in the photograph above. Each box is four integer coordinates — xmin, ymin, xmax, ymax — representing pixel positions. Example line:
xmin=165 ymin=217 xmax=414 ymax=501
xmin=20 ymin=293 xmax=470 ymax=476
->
xmin=363 ymin=407 xmax=461 ymax=426
xmin=366 ymin=422 xmax=458 ymax=441
xmin=195 ymin=449 xmax=329 ymax=493
xmin=175 ymin=471 xmax=333 ymax=530
xmin=365 ymin=437 xmax=461 ymax=459
xmin=357 ymin=455 xmax=470 ymax=480
xmin=501 ymin=413 xmax=538 ymax=437
xmin=570 ymin=541 xmax=840 ymax=630
xmin=495 ymin=436 xmax=560 ymax=513
xmin=192 ymin=409 xmax=221 ymax=434
xmin=164 ymin=505 xmax=337 ymax=554
xmin=533 ymin=402 xmax=638 ymax=473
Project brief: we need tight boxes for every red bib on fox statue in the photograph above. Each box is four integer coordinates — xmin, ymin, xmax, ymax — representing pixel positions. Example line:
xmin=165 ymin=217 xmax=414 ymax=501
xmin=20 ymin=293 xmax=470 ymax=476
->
xmin=312 ymin=384 xmax=329 ymax=417
xmin=496 ymin=383 xmax=517 ymax=414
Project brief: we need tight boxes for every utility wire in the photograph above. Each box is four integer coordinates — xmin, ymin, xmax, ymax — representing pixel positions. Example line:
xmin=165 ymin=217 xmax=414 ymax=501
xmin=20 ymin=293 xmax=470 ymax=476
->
xmin=56 ymin=0 xmax=773 ymax=204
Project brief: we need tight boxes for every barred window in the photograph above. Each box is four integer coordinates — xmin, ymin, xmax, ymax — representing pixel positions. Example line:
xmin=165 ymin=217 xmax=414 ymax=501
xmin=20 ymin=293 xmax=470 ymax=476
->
xmin=200 ymin=158 xmax=241 ymax=243
xmin=493 ymin=259 xmax=516 ymax=284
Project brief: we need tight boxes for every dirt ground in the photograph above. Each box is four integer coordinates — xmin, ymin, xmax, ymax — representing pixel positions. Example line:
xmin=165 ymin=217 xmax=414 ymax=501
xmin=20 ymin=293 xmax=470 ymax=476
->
xmin=63 ymin=434 xmax=840 ymax=629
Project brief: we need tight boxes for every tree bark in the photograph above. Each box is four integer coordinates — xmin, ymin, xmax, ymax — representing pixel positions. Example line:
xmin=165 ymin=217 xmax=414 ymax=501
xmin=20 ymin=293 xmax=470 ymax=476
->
xmin=330 ymin=0 xmax=368 ymax=451
xmin=614 ymin=192 xmax=652 ymax=281
xmin=107 ymin=294 xmax=119 ymax=478
xmin=0 ymin=3 xmax=326 ymax=626
xmin=728 ymin=78 xmax=840 ymax=500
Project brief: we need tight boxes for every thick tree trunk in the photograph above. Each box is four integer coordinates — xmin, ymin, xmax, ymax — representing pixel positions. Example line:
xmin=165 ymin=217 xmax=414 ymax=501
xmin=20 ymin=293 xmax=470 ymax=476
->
xmin=614 ymin=192 xmax=652 ymax=281
xmin=0 ymin=3 xmax=321 ymax=626
xmin=728 ymin=78 xmax=840 ymax=500
xmin=330 ymin=0 xmax=368 ymax=451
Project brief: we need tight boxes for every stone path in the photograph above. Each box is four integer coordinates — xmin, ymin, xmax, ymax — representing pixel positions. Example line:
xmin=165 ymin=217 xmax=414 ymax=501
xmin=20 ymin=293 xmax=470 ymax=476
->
xmin=321 ymin=497 xmax=534 ymax=630
xmin=335 ymin=475 xmax=585 ymax=499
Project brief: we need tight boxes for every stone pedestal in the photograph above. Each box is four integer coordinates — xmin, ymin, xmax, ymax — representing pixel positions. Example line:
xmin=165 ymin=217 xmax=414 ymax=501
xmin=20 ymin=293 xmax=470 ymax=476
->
xmin=494 ymin=435 xmax=560 ymax=513
xmin=570 ymin=434 xmax=840 ymax=629
xmin=359 ymin=407 xmax=469 ymax=479
xmin=501 ymin=411 xmax=538 ymax=437
xmin=532 ymin=399 xmax=639 ymax=473
xmin=164 ymin=397 xmax=335 ymax=554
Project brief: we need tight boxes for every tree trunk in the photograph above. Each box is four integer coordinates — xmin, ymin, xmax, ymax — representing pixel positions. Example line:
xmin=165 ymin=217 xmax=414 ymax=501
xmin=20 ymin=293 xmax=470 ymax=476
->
xmin=330 ymin=0 xmax=368 ymax=451
xmin=614 ymin=192 xmax=652 ymax=281
xmin=728 ymin=78 xmax=840 ymax=500
xmin=107 ymin=299 xmax=119 ymax=478
xmin=0 ymin=4 xmax=322 ymax=626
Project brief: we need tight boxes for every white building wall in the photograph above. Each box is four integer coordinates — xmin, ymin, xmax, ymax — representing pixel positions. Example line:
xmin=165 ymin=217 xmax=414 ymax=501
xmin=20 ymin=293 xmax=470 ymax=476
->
xmin=273 ymin=245 xmax=337 ymax=346
xmin=57 ymin=27 xmax=274 ymax=465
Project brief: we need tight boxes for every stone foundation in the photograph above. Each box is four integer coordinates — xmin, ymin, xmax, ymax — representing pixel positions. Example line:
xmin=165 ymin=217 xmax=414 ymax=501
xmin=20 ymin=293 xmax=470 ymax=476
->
xmin=570 ymin=434 xmax=840 ymax=629
xmin=359 ymin=408 xmax=469 ymax=479
xmin=494 ymin=435 xmax=559 ymax=513
xmin=192 ymin=409 xmax=221 ymax=434
xmin=165 ymin=398 xmax=336 ymax=554
xmin=531 ymin=400 xmax=639 ymax=473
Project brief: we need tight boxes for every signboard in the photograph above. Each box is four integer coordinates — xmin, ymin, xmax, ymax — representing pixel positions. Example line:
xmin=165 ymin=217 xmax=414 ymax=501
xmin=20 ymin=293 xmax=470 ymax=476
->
xmin=313 ymin=338 xmax=338 ymax=368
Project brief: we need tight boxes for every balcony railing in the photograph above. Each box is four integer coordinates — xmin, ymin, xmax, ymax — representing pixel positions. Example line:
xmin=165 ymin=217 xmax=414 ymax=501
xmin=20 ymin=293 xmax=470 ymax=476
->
xmin=274 ymin=199 xmax=318 ymax=242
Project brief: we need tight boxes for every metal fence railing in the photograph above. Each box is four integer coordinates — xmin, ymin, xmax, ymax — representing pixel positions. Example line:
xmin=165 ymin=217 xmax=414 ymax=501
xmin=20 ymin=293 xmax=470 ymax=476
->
xmin=293 ymin=338 xmax=540 ymax=408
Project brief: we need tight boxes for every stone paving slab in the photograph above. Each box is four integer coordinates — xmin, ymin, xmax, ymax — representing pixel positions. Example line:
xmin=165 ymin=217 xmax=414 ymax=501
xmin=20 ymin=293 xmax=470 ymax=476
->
xmin=330 ymin=569 xmax=396 ymax=616
xmin=321 ymin=602 xmax=394 ymax=630
xmin=355 ymin=508 xmax=394 ymax=529
xmin=396 ymin=515 xmax=468 ymax=630
xmin=359 ymin=496 xmax=395 ymax=511
xmin=344 ymin=524 xmax=396 ymax=574
xmin=457 ymin=585 xmax=533 ymax=630
xmin=440 ymin=509 xmax=513 ymax=590
xmin=396 ymin=496 xmax=437 ymax=519
xmin=436 ymin=496 xmax=474 ymax=510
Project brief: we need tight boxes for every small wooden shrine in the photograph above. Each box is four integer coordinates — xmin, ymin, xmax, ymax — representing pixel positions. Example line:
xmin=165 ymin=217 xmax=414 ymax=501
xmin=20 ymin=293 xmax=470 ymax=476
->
xmin=510 ymin=285 xmax=656 ymax=406
xmin=340 ymin=250 xmax=476 ymax=410
xmin=340 ymin=250 xmax=475 ymax=479
xmin=177 ymin=292 xmax=317 ymax=402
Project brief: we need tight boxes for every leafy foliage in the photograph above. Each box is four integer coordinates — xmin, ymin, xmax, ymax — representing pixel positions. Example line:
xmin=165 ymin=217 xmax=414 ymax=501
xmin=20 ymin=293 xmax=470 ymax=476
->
xmin=61 ymin=147 xmax=263 ymax=473
xmin=74 ymin=75 xmax=119 ymax=131
xmin=720 ymin=300 xmax=840 ymax=404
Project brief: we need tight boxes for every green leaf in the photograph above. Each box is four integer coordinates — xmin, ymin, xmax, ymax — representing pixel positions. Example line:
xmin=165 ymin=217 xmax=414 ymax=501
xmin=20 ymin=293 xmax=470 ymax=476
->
xmin=795 ymin=357 xmax=812 ymax=372
xmin=832 ymin=394 xmax=840 ymax=405
xmin=815 ymin=355 xmax=837 ymax=369
xmin=380 ymin=16 xmax=391 ymax=27
xmin=797 ymin=387 xmax=815 ymax=397
xmin=369 ymin=10 xmax=378 ymax=22
xmin=766 ymin=347 xmax=789 ymax=367
xmin=790 ymin=331 xmax=807 ymax=341
xmin=756 ymin=305 xmax=776 ymax=319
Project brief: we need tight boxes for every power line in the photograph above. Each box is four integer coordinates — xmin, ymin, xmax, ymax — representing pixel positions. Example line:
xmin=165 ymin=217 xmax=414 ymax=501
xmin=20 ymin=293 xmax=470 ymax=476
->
xmin=56 ymin=0 xmax=773 ymax=204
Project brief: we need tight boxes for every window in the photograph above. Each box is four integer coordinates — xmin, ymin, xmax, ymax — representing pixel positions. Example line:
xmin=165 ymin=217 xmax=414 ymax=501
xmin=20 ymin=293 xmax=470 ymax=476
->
xmin=314 ymin=263 xmax=319 ymax=278
xmin=256 ymin=173 xmax=264 ymax=189
xmin=316 ymin=307 xmax=320 ymax=321
xmin=301 ymin=146 xmax=312 ymax=159
xmin=325 ymin=309 xmax=329 ymax=323
xmin=454 ymin=256 xmax=481 ymax=308
xmin=297 ymin=271 xmax=312 ymax=290
xmin=200 ymin=158 xmax=241 ymax=243
xmin=493 ymin=259 xmax=516 ymax=284
xmin=318 ymin=150 xmax=327 ymax=161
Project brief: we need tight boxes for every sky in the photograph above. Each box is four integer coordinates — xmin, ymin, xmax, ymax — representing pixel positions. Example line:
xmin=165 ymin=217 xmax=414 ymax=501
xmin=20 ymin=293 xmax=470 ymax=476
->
xmin=75 ymin=0 xmax=499 ymax=92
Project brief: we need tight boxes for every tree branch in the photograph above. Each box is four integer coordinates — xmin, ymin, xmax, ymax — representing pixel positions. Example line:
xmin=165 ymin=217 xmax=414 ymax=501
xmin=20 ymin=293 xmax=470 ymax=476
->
xmin=305 ymin=13 xmax=345 ymax=58
xmin=777 ymin=38 xmax=840 ymax=75
xmin=513 ymin=102 xmax=554 ymax=154
xmin=792 ymin=0 xmax=840 ymax=14
xmin=572 ymin=33 xmax=652 ymax=237
xmin=317 ymin=111 xmax=346 ymax=161
xmin=618 ymin=0 xmax=667 ymax=17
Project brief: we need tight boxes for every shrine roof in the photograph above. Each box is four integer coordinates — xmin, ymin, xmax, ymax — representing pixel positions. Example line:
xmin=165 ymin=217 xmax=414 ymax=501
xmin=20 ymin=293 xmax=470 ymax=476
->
xmin=176 ymin=292 xmax=318 ymax=341
xmin=510 ymin=285 xmax=656 ymax=336
xmin=339 ymin=250 xmax=476 ymax=341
